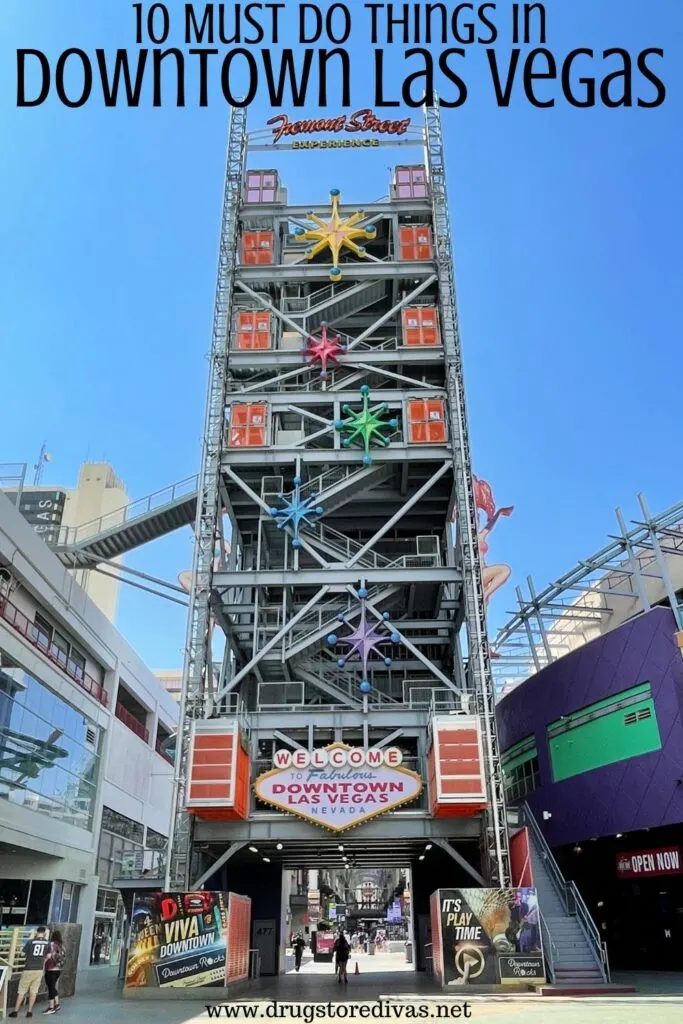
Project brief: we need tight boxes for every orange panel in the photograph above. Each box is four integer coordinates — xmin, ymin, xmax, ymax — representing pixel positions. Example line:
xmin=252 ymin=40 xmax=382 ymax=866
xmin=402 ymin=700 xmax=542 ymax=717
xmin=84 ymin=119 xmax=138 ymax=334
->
xmin=192 ymin=749 xmax=233 ymax=767
xmin=189 ymin=783 xmax=232 ymax=800
xmin=236 ymin=311 xmax=271 ymax=351
xmin=228 ymin=404 xmax=268 ymax=448
xmin=440 ymin=762 xmax=482 ymax=778
xmin=407 ymin=398 xmax=446 ymax=445
xmin=240 ymin=231 xmax=274 ymax=265
xmin=438 ymin=729 xmax=479 ymax=744
xmin=439 ymin=777 xmax=485 ymax=795
xmin=194 ymin=734 xmax=234 ymax=751
xmin=439 ymin=740 xmax=480 ymax=754
xmin=402 ymin=307 xmax=440 ymax=347
xmin=399 ymin=225 xmax=433 ymax=261
xmin=191 ymin=764 xmax=230 ymax=782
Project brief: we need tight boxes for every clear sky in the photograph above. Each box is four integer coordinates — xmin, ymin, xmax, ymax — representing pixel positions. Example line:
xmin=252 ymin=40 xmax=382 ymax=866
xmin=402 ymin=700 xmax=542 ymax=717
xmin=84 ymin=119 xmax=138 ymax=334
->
xmin=1 ymin=1 xmax=682 ymax=670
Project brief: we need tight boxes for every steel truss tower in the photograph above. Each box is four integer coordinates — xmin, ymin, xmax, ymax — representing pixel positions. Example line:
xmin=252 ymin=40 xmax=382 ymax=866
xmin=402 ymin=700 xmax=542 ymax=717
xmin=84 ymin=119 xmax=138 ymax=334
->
xmin=166 ymin=102 xmax=510 ymax=891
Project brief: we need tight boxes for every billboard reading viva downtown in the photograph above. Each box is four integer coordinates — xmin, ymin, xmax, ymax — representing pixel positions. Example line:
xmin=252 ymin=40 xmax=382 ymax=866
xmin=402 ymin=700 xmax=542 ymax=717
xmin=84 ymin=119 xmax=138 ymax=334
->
xmin=254 ymin=743 xmax=422 ymax=831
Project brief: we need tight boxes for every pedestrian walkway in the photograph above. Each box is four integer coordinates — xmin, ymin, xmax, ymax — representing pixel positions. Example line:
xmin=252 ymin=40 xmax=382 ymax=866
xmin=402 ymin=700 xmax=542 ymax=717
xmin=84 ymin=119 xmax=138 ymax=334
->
xmin=40 ymin=963 xmax=683 ymax=1024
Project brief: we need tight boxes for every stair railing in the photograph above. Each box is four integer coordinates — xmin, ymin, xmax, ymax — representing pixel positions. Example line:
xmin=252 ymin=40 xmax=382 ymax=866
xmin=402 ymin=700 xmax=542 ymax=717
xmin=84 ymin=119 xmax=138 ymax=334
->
xmin=522 ymin=802 xmax=609 ymax=981
xmin=538 ymin=909 xmax=557 ymax=983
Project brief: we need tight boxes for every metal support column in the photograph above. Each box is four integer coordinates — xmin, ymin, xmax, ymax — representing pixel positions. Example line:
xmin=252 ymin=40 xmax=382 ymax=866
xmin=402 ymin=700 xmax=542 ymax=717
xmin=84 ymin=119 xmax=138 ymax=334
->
xmin=166 ymin=106 xmax=248 ymax=891
xmin=424 ymin=100 xmax=510 ymax=887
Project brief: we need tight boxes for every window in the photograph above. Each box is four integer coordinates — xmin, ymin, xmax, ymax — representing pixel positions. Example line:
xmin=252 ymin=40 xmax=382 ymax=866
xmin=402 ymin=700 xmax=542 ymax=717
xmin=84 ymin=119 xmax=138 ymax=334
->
xmin=145 ymin=827 xmax=167 ymax=851
xmin=32 ymin=613 xmax=52 ymax=649
xmin=51 ymin=881 xmax=81 ymax=923
xmin=503 ymin=756 xmax=540 ymax=802
xmin=101 ymin=806 xmax=145 ymax=844
xmin=0 ymin=654 xmax=102 ymax=829
xmin=501 ymin=735 xmax=540 ymax=803
xmin=95 ymin=888 xmax=120 ymax=914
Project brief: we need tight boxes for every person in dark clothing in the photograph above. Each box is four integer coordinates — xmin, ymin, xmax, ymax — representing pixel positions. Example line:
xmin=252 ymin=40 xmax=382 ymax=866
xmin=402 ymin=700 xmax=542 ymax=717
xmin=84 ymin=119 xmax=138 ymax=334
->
xmin=293 ymin=934 xmax=306 ymax=972
xmin=43 ymin=930 xmax=65 ymax=1015
xmin=10 ymin=926 xmax=50 ymax=1018
xmin=333 ymin=930 xmax=350 ymax=984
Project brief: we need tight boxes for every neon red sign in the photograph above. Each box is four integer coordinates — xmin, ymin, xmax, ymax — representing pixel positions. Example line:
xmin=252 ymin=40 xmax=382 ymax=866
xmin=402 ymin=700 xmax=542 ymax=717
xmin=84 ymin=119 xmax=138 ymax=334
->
xmin=267 ymin=108 xmax=411 ymax=144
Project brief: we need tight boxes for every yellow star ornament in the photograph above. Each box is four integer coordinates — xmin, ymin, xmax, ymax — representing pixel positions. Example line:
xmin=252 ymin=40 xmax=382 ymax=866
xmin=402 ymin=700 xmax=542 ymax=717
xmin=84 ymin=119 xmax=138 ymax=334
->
xmin=296 ymin=189 xmax=377 ymax=281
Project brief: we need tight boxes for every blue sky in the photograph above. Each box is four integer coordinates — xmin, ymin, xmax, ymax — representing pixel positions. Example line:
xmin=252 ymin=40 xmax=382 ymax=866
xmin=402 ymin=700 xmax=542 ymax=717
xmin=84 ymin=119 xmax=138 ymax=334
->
xmin=1 ymin=1 xmax=682 ymax=669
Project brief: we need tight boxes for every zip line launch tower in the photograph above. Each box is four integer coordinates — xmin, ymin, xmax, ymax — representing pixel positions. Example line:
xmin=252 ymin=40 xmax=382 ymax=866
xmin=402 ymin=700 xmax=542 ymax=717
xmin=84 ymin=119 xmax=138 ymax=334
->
xmin=166 ymin=102 xmax=511 ymax=914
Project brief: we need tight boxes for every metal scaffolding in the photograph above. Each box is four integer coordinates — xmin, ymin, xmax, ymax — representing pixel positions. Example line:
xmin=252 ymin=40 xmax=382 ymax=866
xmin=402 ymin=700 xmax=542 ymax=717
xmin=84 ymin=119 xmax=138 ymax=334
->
xmin=161 ymin=101 xmax=509 ymax=889
xmin=493 ymin=494 xmax=683 ymax=698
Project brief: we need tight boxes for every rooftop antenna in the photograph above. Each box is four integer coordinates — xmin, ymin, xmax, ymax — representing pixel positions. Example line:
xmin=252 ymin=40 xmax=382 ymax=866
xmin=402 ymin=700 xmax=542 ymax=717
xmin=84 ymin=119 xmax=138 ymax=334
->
xmin=33 ymin=442 xmax=52 ymax=485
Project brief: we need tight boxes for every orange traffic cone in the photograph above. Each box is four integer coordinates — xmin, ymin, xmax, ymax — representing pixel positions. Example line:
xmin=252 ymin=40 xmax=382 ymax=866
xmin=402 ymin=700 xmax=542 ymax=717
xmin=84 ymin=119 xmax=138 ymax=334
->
xmin=354 ymin=961 xmax=359 ymax=975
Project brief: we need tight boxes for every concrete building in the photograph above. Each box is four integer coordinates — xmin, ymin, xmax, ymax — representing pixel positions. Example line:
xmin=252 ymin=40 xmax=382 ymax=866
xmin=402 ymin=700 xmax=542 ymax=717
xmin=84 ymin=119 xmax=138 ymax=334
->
xmin=3 ymin=462 xmax=129 ymax=623
xmin=0 ymin=490 xmax=177 ymax=969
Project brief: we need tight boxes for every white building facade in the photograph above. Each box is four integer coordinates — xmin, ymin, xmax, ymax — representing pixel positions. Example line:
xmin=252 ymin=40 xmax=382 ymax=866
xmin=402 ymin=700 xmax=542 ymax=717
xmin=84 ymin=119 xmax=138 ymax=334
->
xmin=0 ymin=491 xmax=177 ymax=969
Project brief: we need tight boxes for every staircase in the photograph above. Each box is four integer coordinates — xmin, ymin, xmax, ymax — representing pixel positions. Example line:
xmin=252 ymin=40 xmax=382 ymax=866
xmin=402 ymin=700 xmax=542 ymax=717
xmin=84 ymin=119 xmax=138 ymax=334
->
xmin=52 ymin=475 xmax=198 ymax=566
xmin=284 ymin=279 xmax=387 ymax=331
xmin=522 ymin=803 xmax=609 ymax=987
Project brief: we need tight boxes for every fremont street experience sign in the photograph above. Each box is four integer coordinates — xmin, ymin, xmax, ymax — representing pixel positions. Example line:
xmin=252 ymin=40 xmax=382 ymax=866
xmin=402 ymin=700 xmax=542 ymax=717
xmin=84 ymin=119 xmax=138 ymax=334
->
xmin=253 ymin=743 xmax=422 ymax=832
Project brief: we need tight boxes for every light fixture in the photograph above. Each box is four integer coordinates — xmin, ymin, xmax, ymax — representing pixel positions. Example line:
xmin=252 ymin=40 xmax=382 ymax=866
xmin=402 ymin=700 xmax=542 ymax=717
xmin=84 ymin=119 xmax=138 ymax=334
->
xmin=338 ymin=845 xmax=344 ymax=851
xmin=616 ymin=833 xmax=623 ymax=839
xmin=276 ymin=843 xmax=283 ymax=850
xmin=542 ymin=811 xmax=552 ymax=821
xmin=249 ymin=846 xmax=258 ymax=853
xmin=597 ymin=901 xmax=604 ymax=908
xmin=263 ymin=857 xmax=271 ymax=863
xmin=573 ymin=844 xmax=582 ymax=855
xmin=419 ymin=855 xmax=425 ymax=861
xmin=425 ymin=843 xmax=433 ymax=851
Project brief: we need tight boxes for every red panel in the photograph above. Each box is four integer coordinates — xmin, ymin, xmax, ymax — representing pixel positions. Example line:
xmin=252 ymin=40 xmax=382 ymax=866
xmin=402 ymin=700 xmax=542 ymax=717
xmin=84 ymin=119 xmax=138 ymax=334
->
xmin=510 ymin=827 xmax=534 ymax=887
xmin=189 ymin=783 xmax=232 ymax=800
xmin=399 ymin=225 xmax=433 ymax=261
xmin=407 ymin=398 xmax=446 ymax=445
xmin=226 ymin=893 xmax=251 ymax=983
xmin=194 ymin=734 xmax=234 ymax=751
xmin=440 ymin=777 xmax=486 ymax=795
xmin=438 ymin=729 xmax=479 ymax=744
xmin=192 ymin=749 xmax=233 ymax=767
xmin=430 ymin=891 xmax=444 ymax=985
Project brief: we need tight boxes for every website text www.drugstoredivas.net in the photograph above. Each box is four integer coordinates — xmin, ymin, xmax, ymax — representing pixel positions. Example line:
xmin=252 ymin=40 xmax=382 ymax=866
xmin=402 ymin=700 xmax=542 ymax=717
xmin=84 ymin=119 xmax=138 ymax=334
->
xmin=205 ymin=1003 xmax=472 ymax=1021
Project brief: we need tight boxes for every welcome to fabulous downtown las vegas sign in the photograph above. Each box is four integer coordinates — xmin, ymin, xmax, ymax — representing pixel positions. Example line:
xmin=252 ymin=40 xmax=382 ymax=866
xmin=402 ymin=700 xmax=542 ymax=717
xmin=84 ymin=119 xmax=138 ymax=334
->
xmin=254 ymin=743 xmax=423 ymax=832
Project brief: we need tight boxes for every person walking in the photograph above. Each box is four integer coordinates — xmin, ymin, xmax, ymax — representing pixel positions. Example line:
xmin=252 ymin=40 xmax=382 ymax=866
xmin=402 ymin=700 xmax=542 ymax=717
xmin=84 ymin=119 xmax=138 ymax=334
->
xmin=333 ymin=929 xmax=350 ymax=984
xmin=293 ymin=934 xmax=306 ymax=972
xmin=9 ymin=926 xmax=50 ymax=1018
xmin=42 ymin=930 xmax=65 ymax=1015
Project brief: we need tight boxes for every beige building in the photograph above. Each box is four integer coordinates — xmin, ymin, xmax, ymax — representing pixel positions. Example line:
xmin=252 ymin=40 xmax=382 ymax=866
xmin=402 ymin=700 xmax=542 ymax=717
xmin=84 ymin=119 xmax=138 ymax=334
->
xmin=153 ymin=668 xmax=182 ymax=702
xmin=5 ymin=462 xmax=129 ymax=623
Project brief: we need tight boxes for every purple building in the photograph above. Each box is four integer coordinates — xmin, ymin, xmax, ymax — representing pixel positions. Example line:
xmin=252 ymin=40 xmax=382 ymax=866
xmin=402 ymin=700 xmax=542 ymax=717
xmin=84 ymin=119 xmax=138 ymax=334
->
xmin=496 ymin=605 xmax=683 ymax=969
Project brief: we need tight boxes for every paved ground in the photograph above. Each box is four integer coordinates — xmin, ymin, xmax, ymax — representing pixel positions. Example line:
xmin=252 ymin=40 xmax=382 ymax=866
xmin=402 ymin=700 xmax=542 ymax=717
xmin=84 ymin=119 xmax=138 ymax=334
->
xmin=45 ymin=963 xmax=683 ymax=1024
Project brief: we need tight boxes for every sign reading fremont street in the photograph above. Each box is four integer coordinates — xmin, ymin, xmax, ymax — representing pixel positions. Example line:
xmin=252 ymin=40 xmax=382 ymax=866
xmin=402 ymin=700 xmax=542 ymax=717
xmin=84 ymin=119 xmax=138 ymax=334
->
xmin=267 ymin=108 xmax=412 ymax=144
xmin=616 ymin=846 xmax=682 ymax=879
xmin=253 ymin=743 xmax=422 ymax=832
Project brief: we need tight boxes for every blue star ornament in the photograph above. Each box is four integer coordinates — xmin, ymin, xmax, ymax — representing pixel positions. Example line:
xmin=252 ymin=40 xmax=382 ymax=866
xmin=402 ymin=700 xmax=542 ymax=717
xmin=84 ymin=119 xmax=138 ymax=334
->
xmin=269 ymin=476 xmax=323 ymax=548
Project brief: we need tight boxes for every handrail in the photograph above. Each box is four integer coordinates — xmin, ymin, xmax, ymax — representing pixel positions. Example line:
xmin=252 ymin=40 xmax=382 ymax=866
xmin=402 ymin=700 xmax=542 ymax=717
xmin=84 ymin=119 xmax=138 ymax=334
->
xmin=0 ymin=594 xmax=108 ymax=706
xmin=538 ymin=909 xmax=557 ymax=982
xmin=56 ymin=474 xmax=198 ymax=548
xmin=523 ymin=802 xmax=607 ymax=980
xmin=115 ymin=701 xmax=150 ymax=744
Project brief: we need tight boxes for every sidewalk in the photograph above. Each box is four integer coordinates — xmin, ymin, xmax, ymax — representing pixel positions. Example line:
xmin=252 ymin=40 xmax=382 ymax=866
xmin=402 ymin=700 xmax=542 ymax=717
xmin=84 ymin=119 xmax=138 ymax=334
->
xmin=52 ymin=964 xmax=683 ymax=1024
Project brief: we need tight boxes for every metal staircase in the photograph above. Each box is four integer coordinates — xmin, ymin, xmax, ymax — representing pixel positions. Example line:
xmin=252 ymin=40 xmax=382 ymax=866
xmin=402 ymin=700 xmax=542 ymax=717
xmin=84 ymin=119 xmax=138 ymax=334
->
xmin=522 ymin=803 xmax=609 ymax=986
xmin=52 ymin=475 xmax=198 ymax=566
xmin=284 ymin=279 xmax=387 ymax=331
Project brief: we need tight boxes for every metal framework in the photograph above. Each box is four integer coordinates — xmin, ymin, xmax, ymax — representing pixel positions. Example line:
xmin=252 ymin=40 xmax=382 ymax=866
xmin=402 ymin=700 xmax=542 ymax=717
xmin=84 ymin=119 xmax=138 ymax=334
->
xmin=493 ymin=493 xmax=683 ymax=697
xmin=153 ymin=101 xmax=510 ymax=890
